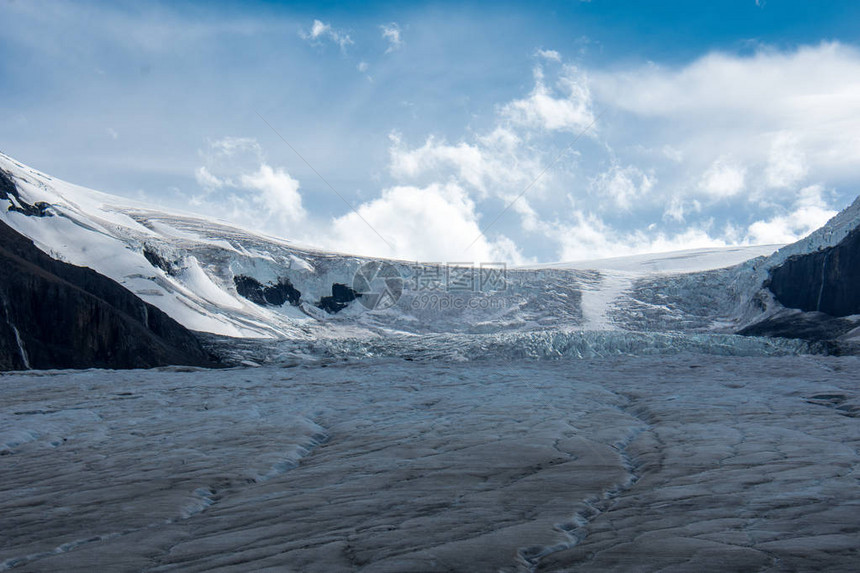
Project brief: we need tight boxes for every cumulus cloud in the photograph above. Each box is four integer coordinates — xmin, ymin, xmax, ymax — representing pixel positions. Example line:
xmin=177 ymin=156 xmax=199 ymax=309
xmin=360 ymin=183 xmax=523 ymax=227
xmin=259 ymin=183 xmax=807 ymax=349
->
xmin=194 ymin=166 xmax=223 ymax=190
xmin=387 ymin=128 xmax=540 ymax=200
xmin=699 ymin=157 xmax=746 ymax=199
xmin=193 ymin=137 xmax=306 ymax=232
xmin=380 ymin=23 xmax=402 ymax=53
xmin=300 ymin=19 xmax=353 ymax=52
xmin=764 ymin=131 xmax=807 ymax=189
xmin=746 ymin=185 xmax=836 ymax=244
xmin=389 ymin=135 xmax=488 ymax=192
xmin=590 ymin=42 xmax=860 ymax=178
xmin=550 ymin=211 xmax=729 ymax=262
xmin=240 ymin=164 xmax=305 ymax=224
xmin=326 ymin=183 xmax=525 ymax=263
xmin=591 ymin=163 xmax=655 ymax=210
xmin=7 ymin=3 xmax=857 ymax=264
xmin=501 ymin=65 xmax=595 ymax=133
xmin=310 ymin=19 xmax=328 ymax=38
xmin=663 ymin=196 xmax=702 ymax=223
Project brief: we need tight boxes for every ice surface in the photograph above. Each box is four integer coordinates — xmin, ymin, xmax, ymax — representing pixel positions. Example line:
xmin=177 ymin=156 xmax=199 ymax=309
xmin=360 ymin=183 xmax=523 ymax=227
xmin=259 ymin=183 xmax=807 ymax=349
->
xmin=1 ymin=355 xmax=858 ymax=571
xmin=201 ymin=330 xmax=817 ymax=367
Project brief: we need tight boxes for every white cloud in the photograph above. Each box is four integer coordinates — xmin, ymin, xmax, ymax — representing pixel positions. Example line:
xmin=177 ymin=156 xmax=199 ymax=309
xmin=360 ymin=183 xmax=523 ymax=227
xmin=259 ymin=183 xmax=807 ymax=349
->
xmin=764 ymin=131 xmax=807 ymax=189
xmin=550 ymin=211 xmax=728 ymax=262
xmin=536 ymin=49 xmax=561 ymax=62
xmin=661 ymin=145 xmax=683 ymax=163
xmin=300 ymin=19 xmax=353 ymax=52
xmin=389 ymin=135 xmax=487 ymax=191
xmin=309 ymin=19 xmax=329 ymax=38
xmin=357 ymin=61 xmax=369 ymax=73
xmin=501 ymin=65 xmax=594 ymax=133
xmin=387 ymin=127 xmax=542 ymax=201
xmin=381 ymin=123 xmax=555 ymax=253
xmin=591 ymin=42 xmax=860 ymax=178
xmin=194 ymin=137 xmax=263 ymax=190
xmin=591 ymin=163 xmax=655 ymax=210
xmin=194 ymin=166 xmax=223 ymax=190
xmin=545 ymin=41 xmax=860 ymax=255
xmin=326 ymin=183 xmax=525 ymax=263
xmin=699 ymin=157 xmax=746 ymax=199
xmin=240 ymin=164 xmax=305 ymax=224
xmin=380 ymin=23 xmax=402 ymax=53
xmin=746 ymin=185 xmax=836 ymax=244
xmin=663 ymin=196 xmax=702 ymax=223
xmin=7 ymin=3 xmax=857 ymax=265
xmin=207 ymin=136 xmax=262 ymax=160
xmin=193 ymin=137 xmax=306 ymax=231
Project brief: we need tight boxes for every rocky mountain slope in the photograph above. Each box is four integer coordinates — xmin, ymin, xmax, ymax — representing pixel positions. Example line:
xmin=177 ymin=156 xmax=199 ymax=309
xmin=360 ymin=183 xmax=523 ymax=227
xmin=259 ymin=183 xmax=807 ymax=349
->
xmin=769 ymin=225 xmax=860 ymax=317
xmin=0 ymin=216 xmax=216 ymax=370
xmin=734 ymin=207 xmax=860 ymax=345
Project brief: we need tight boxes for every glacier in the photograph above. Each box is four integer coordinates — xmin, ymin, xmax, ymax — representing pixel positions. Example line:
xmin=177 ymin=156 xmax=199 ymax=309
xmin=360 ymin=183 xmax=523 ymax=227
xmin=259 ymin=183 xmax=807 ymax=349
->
xmin=1 ymin=355 xmax=859 ymax=571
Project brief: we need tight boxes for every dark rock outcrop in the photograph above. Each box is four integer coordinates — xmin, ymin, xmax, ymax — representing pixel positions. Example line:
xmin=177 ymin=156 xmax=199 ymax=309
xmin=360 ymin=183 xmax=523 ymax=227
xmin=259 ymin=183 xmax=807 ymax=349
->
xmin=317 ymin=283 xmax=360 ymax=314
xmin=233 ymin=275 xmax=301 ymax=307
xmin=0 ymin=168 xmax=50 ymax=217
xmin=737 ymin=223 xmax=860 ymax=348
xmin=0 ymin=220 xmax=217 ymax=371
xmin=738 ymin=309 xmax=858 ymax=341
xmin=142 ymin=244 xmax=179 ymax=275
xmin=767 ymin=227 xmax=860 ymax=317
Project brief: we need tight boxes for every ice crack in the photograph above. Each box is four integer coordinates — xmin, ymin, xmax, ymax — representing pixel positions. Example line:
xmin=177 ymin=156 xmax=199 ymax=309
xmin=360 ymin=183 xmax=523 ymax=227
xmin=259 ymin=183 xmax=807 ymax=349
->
xmin=517 ymin=396 xmax=652 ymax=572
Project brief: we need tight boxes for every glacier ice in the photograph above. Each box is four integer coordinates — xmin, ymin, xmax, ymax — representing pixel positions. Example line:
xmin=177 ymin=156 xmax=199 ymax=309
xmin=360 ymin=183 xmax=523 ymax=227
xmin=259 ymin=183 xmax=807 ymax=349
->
xmin=1 ymin=355 xmax=858 ymax=571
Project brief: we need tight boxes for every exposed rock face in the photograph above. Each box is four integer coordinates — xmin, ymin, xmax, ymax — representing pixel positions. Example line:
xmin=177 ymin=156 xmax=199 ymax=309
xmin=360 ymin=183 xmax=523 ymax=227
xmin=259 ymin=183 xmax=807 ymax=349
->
xmin=0 ymin=169 xmax=50 ymax=217
xmin=0 ymin=220 xmax=217 ymax=371
xmin=142 ymin=244 xmax=178 ymax=275
xmin=767 ymin=227 xmax=860 ymax=317
xmin=317 ymin=283 xmax=360 ymax=314
xmin=736 ymin=221 xmax=860 ymax=347
xmin=737 ymin=309 xmax=856 ymax=344
xmin=233 ymin=275 xmax=301 ymax=307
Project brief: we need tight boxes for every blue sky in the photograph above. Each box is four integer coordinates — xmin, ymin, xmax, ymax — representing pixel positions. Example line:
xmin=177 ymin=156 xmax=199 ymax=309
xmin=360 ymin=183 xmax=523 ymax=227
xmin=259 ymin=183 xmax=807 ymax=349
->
xmin=2 ymin=0 xmax=860 ymax=263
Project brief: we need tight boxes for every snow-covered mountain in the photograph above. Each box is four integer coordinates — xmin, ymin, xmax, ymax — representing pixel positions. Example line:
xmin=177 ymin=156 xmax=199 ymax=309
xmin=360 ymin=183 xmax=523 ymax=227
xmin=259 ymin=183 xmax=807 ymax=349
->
xmin=1 ymin=151 xmax=858 ymax=357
